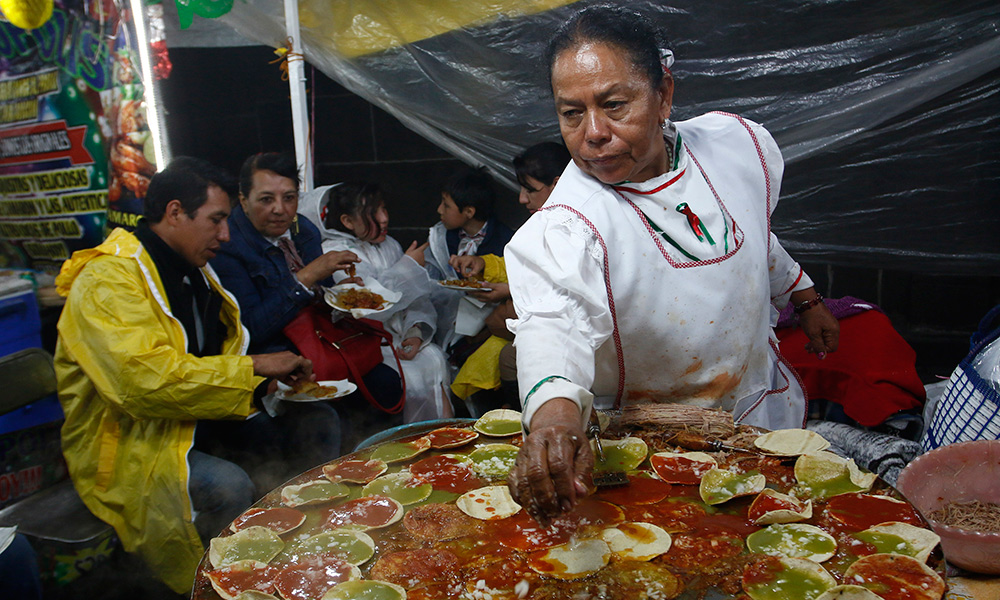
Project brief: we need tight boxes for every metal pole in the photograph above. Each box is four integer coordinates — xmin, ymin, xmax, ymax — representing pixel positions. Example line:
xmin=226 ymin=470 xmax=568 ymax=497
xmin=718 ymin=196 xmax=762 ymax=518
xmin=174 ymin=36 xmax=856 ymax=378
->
xmin=283 ymin=0 xmax=313 ymax=192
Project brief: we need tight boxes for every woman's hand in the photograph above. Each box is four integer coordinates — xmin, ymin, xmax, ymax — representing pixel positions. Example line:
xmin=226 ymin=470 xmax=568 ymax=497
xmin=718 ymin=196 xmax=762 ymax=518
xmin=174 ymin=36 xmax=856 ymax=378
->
xmin=449 ymin=255 xmax=486 ymax=279
xmin=508 ymin=398 xmax=593 ymax=526
xmin=791 ymin=289 xmax=840 ymax=358
xmin=399 ymin=336 xmax=422 ymax=360
xmin=298 ymin=250 xmax=359 ymax=287
xmin=404 ymin=241 xmax=429 ymax=267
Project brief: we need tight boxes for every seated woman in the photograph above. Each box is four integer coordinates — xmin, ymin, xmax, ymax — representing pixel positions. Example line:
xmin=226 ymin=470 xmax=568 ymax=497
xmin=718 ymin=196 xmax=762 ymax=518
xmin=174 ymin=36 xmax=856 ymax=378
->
xmin=211 ymin=153 xmax=404 ymax=450
xmin=301 ymin=181 xmax=454 ymax=423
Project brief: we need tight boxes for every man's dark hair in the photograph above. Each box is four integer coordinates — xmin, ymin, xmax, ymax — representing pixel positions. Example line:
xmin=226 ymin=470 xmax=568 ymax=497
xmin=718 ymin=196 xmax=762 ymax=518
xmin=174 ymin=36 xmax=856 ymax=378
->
xmin=325 ymin=181 xmax=385 ymax=239
xmin=239 ymin=152 xmax=301 ymax=198
xmin=443 ymin=166 xmax=496 ymax=222
xmin=514 ymin=142 xmax=571 ymax=189
xmin=546 ymin=4 xmax=668 ymax=91
xmin=144 ymin=156 xmax=234 ymax=223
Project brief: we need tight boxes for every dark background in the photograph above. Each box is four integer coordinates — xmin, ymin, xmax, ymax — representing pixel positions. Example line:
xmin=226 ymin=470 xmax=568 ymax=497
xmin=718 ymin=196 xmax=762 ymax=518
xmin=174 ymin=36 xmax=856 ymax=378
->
xmin=158 ymin=46 xmax=1000 ymax=383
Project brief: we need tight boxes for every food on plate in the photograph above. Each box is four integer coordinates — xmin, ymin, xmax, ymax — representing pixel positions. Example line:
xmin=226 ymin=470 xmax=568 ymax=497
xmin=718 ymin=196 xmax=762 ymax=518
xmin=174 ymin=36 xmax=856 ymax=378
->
xmin=496 ymin=499 xmax=623 ymax=552
xmin=209 ymin=526 xmax=284 ymax=569
xmin=280 ymin=480 xmax=349 ymax=508
xmin=746 ymin=523 xmax=838 ymax=562
xmin=409 ymin=455 xmax=484 ymax=494
xmin=335 ymin=287 xmax=385 ymax=310
xmin=439 ymin=278 xmax=487 ymax=288
xmin=289 ymin=380 xmax=338 ymax=398
xmin=748 ymin=488 xmax=813 ymax=524
xmin=842 ymin=553 xmax=945 ymax=600
xmin=230 ymin=507 xmax=306 ymax=534
xmin=699 ymin=468 xmax=766 ymax=505
xmin=322 ymin=459 xmax=387 ymax=485
xmin=753 ymin=429 xmax=831 ymax=456
xmin=472 ymin=408 xmax=522 ymax=436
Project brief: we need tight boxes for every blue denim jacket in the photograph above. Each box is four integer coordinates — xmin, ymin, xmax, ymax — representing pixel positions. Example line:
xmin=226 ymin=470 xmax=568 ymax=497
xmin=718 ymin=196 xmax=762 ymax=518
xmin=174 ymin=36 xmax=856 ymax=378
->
xmin=211 ymin=205 xmax=332 ymax=354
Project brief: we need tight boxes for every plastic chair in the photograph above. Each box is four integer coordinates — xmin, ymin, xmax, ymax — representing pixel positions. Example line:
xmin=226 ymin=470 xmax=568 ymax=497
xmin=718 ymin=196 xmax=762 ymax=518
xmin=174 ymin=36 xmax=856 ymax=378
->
xmin=0 ymin=348 xmax=118 ymax=585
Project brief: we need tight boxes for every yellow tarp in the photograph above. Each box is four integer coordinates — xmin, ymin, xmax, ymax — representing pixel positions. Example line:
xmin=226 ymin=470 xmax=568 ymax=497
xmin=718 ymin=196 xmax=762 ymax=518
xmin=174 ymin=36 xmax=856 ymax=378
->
xmin=299 ymin=0 xmax=578 ymax=57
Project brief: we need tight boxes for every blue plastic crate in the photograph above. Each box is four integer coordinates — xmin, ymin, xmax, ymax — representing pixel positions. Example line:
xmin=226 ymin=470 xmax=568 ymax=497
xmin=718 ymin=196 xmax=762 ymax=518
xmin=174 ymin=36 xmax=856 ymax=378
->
xmin=0 ymin=280 xmax=42 ymax=358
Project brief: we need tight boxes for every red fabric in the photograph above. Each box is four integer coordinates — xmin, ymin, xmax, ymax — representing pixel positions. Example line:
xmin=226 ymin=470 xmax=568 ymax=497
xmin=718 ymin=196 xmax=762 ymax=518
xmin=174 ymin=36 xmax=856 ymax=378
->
xmin=776 ymin=310 xmax=925 ymax=427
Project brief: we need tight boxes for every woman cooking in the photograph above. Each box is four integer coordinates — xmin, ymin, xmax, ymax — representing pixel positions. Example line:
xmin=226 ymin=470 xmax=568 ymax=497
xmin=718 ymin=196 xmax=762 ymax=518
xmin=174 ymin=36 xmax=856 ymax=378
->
xmin=505 ymin=5 xmax=839 ymax=525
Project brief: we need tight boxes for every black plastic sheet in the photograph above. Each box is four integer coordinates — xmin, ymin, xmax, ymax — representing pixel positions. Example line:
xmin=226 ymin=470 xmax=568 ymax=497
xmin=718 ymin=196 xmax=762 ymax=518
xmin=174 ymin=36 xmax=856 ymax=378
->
xmin=205 ymin=0 xmax=999 ymax=273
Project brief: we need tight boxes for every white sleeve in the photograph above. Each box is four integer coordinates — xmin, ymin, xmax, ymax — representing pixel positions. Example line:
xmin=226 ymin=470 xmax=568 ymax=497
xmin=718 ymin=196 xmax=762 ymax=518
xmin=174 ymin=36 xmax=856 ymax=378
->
xmin=506 ymin=208 xmax=612 ymax=431
xmin=768 ymin=234 xmax=815 ymax=309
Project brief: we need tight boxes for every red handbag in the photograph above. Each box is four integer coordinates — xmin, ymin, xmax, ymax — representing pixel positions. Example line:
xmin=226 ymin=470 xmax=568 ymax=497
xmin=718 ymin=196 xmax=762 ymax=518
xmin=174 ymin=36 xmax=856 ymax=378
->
xmin=282 ymin=304 xmax=405 ymax=414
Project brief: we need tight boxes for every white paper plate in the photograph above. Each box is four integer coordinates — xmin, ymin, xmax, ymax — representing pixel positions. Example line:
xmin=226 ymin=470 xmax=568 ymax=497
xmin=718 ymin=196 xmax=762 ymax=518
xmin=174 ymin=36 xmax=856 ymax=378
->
xmin=323 ymin=279 xmax=401 ymax=318
xmin=276 ymin=379 xmax=357 ymax=402
xmin=436 ymin=280 xmax=492 ymax=292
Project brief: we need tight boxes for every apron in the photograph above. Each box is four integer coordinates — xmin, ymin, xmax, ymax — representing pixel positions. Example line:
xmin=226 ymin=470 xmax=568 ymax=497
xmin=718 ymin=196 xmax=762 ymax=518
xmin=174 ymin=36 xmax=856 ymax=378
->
xmin=544 ymin=114 xmax=804 ymax=429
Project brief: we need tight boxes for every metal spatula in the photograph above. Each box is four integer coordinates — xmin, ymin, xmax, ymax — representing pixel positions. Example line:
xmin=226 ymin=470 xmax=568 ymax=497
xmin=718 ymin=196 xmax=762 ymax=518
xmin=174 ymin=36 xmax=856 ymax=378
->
xmin=588 ymin=412 xmax=629 ymax=488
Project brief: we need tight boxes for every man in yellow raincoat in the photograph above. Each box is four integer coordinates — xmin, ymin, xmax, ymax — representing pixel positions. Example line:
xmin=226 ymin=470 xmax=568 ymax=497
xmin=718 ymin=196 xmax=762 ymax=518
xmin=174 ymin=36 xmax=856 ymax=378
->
xmin=54 ymin=157 xmax=340 ymax=593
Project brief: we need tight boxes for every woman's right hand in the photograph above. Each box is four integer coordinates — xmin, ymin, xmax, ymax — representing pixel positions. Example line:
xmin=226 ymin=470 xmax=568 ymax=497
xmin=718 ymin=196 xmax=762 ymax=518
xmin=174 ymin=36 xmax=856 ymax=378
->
xmin=449 ymin=255 xmax=486 ymax=279
xmin=298 ymin=250 xmax=360 ymax=287
xmin=508 ymin=398 xmax=593 ymax=526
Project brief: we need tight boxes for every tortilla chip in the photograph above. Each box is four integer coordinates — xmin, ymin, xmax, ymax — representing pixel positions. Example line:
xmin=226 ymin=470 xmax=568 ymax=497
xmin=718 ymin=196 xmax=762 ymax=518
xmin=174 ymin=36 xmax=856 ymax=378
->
xmin=468 ymin=443 xmax=519 ymax=478
xmin=456 ymin=485 xmax=522 ymax=520
xmin=754 ymin=429 xmax=831 ymax=456
xmin=528 ymin=538 xmax=611 ymax=580
xmin=699 ymin=468 xmax=767 ymax=505
xmin=209 ymin=527 xmax=284 ymax=569
xmin=282 ymin=530 xmax=375 ymax=566
xmin=649 ymin=451 xmax=718 ymax=485
xmin=320 ymin=580 xmax=406 ymax=600
xmin=793 ymin=452 xmax=877 ymax=500
xmin=474 ymin=408 xmax=523 ymax=436
xmin=746 ymin=523 xmax=838 ymax=563
xmin=592 ymin=437 xmax=648 ymax=474
xmin=742 ymin=555 xmax=837 ymax=600
xmin=360 ymin=471 xmax=433 ymax=506
xmin=815 ymin=585 xmax=883 ymax=600
xmin=748 ymin=489 xmax=813 ymax=525
xmin=280 ymin=480 xmax=350 ymax=508
xmin=854 ymin=522 xmax=941 ymax=564
xmin=601 ymin=522 xmax=672 ymax=561
xmin=843 ymin=553 xmax=945 ymax=600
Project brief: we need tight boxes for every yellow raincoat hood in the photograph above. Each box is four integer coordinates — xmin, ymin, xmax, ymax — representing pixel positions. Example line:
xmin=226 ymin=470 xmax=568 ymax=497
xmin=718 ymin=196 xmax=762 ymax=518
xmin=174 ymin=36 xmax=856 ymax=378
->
xmin=55 ymin=228 xmax=262 ymax=593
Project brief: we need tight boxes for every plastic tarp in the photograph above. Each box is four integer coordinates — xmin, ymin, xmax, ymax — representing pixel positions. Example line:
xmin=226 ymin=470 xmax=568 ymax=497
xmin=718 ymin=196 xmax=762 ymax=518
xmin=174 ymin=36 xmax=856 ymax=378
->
xmin=183 ymin=0 xmax=998 ymax=273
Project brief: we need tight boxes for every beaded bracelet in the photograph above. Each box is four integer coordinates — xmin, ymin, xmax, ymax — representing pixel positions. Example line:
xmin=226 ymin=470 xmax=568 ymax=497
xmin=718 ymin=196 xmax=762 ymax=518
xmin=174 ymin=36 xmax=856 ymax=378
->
xmin=793 ymin=294 xmax=825 ymax=314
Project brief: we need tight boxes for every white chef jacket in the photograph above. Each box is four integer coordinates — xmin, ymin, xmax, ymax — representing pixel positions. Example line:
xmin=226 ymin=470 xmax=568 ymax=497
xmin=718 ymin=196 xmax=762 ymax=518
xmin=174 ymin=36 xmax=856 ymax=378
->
xmin=506 ymin=113 xmax=813 ymax=432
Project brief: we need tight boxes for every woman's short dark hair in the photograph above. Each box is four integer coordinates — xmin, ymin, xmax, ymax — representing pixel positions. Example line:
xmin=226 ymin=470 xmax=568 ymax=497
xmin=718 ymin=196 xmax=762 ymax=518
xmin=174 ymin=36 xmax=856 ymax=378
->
xmin=513 ymin=142 xmax=571 ymax=189
xmin=144 ymin=156 xmax=234 ymax=223
xmin=324 ymin=182 xmax=384 ymax=239
xmin=443 ymin=166 xmax=496 ymax=222
xmin=239 ymin=152 xmax=300 ymax=198
xmin=546 ymin=4 xmax=667 ymax=91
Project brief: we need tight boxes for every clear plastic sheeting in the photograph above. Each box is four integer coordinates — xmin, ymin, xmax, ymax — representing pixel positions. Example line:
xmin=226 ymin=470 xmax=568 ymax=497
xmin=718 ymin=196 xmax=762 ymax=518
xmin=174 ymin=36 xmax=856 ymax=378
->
xmin=209 ymin=0 xmax=999 ymax=273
